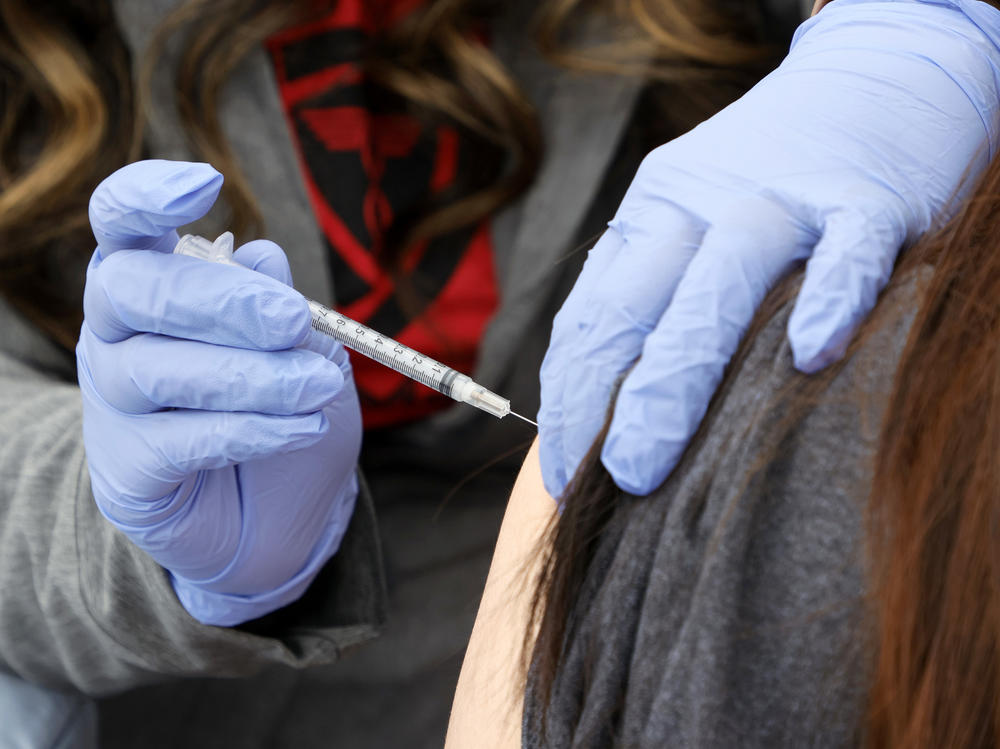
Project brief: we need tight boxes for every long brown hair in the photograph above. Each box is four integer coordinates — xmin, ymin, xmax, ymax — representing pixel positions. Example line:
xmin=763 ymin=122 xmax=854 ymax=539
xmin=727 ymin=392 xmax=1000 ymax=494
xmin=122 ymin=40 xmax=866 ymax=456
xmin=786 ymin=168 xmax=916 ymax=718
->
xmin=0 ymin=0 xmax=780 ymax=353
xmin=526 ymin=134 xmax=1000 ymax=749
xmin=864 ymin=155 xmax=1000 ymax=747
xmin=0 ymin=0 xmax=137 ymax=349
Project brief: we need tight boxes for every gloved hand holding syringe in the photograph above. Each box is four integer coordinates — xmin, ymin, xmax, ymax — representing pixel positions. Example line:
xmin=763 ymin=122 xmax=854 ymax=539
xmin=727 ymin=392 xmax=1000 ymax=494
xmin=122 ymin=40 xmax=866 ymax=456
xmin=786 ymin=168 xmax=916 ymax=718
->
xmin=174 ymin=232 xmax=537 ymax=427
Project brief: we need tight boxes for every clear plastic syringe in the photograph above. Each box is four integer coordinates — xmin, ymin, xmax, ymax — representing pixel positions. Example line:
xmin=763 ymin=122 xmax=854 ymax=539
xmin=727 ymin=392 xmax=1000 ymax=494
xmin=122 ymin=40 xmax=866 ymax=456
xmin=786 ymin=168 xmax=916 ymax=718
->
xmin=174 ymin=233 xmax=537 ymax=426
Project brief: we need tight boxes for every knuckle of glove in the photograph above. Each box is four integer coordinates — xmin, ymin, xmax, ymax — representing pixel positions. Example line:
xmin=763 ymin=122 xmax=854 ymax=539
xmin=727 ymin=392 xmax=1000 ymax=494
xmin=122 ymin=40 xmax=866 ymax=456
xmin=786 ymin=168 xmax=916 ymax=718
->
xmin=707 ymin=194 xmax=812 ymax=256
xmin=78 ymin=328 xmax=159 ymax=414
xmin=83 ymin=251 xmax=136 ymax=343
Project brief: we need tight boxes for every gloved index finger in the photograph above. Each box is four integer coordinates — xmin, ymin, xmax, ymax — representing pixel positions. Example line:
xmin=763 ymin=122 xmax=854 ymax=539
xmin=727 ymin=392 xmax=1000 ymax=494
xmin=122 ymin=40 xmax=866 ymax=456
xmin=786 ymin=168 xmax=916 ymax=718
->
xmin=84 ymin=249 xmax=312 ymax=349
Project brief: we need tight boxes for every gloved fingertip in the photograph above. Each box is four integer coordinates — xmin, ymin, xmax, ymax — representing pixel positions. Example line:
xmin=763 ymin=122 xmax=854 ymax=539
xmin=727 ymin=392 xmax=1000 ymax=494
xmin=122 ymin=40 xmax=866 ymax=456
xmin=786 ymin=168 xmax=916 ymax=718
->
xmin=160 ymin=160 xmax=223 ymax=198
xmin=787 ymin=294 xmax=856 ymax=373
xmin=790 ymin=337 xmax=847 ymax=374
xmin=297 ymin=328 xmax=346 ymax=364
xmin=538 ymin=447 xmax=568 ymax=501
xmin=283 ymin=350 xmax=349 ymax=412
xmin=600 ymin=422 xmax=680 ymax=497
xmin=252 ymin=289 xmax=313 ymax=350
xmin=232 ymin=240 xmax=294 ymax=286
xmin=311 ymin=359 xmax=347 ymax=408
xmin=601 ymin=448 xmax=653 ymax=497
xmin=289 ymin=298 xmax=316 ymax=347
xmin=323 ymin=356 xmax=347 ymax=387
xmin=789 ymin=209 xmax=898 ymax=373
xmin=542 ymin=471 xmax=566 ymax=500
xmin=158 ymin=167 xmax=224 ymax=219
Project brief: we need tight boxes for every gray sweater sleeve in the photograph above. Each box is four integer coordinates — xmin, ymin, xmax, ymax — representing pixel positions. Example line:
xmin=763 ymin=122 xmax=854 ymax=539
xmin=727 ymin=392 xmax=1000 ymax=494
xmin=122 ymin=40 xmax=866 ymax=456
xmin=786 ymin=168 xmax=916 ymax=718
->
xmin=0 ymin=305 xmax=385 ymax=697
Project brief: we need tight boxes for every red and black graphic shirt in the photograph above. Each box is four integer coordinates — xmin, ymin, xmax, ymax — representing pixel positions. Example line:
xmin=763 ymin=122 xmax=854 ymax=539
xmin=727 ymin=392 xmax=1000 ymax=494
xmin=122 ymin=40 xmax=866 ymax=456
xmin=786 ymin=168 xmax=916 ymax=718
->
xmin=267 ymin=1 xmax=500 ymax=429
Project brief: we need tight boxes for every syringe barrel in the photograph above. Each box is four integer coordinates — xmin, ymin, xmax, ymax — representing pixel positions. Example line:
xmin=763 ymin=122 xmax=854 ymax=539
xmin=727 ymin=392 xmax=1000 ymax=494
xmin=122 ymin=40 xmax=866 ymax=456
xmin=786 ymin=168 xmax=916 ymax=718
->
xmin=174 ymin=234 xmax=513 ymax=420
xmin=307 ymin=301 xmax=510 ymax=418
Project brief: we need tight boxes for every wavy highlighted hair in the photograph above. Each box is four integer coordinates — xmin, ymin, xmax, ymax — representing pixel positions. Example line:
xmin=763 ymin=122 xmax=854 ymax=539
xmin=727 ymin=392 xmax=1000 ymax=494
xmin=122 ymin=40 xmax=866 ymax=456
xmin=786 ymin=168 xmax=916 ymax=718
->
xmin=0 ymin=0 xmax=781 ymax=350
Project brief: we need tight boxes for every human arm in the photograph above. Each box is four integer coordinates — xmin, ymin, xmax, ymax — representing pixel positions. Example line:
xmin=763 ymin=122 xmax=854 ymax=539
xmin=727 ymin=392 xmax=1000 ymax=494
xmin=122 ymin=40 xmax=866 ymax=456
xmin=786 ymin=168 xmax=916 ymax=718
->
xmin=0 ymin=160 xmax=386 ymax=695
xmin=80 ymin=159 xmax=366 ymax=626
xmin=539 ymin=0 xmax=1000 ymax=499
xmin=447 ymin=438 xmax=556 ymax=749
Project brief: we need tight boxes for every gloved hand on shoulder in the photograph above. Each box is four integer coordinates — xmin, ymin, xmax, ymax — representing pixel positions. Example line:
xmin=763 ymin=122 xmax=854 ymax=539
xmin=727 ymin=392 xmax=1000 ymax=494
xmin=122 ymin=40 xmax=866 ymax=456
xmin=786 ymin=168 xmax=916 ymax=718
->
xmin=78 ymin=159 xmax=362 ymax=626
xmin=540 ymin=0 xmax=1000 ymax=498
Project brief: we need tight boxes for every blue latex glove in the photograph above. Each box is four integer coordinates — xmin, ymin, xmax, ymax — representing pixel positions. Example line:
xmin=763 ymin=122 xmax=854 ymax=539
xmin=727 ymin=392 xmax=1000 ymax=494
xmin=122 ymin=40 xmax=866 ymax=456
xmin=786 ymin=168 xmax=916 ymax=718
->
xmin=539 ymin=0 xmax=1000 ymax=498
xmin=78 ymin=160 xmax=362 ymax=626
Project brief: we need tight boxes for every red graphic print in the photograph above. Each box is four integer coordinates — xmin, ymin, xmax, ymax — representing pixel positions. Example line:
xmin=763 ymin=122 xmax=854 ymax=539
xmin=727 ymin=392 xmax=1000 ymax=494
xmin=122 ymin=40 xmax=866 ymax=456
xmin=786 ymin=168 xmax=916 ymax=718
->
xmin=268 ymin=2 xmax=500 ymax=428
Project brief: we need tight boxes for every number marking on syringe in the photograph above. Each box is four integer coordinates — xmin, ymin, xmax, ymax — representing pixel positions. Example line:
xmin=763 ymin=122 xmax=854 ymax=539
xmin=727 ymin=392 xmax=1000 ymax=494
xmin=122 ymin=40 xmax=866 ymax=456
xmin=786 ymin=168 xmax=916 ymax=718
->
xmin=310 ymin=308 xmax=459 ymax=398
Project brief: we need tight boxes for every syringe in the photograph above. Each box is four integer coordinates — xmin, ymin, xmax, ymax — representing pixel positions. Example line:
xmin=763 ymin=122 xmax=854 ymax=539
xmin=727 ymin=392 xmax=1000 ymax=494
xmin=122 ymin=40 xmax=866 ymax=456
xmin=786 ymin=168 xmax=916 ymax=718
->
xmin=174 ymin=233 xmax=537 ymax=426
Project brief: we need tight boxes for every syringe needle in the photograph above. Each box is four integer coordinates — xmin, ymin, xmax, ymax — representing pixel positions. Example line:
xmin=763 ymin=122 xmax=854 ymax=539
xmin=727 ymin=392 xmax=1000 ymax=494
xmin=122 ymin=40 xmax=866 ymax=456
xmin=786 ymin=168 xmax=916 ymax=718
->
xmin=510 ymin=411 xmax=538 ymax=428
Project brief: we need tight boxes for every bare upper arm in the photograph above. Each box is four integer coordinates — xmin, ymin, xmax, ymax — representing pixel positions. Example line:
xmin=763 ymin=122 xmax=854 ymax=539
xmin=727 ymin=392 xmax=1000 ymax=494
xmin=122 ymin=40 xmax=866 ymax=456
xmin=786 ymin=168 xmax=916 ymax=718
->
xmin=446 ymin=438 xmax=557 ymax=749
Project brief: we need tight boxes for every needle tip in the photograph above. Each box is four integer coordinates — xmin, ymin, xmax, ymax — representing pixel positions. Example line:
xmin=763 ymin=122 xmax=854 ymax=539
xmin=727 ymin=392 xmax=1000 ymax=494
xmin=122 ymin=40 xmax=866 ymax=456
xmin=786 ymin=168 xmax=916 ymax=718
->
xmin=510 ymin=410 xmax=538 ymax=428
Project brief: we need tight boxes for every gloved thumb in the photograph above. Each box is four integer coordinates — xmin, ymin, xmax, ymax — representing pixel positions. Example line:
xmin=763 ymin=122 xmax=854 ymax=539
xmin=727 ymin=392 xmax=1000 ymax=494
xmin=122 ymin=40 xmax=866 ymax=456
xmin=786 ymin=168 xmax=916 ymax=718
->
xmin=89 ymin=160 xmax=223 ymax=258
xmin=788 ymin=208 xmax=904 ymax=373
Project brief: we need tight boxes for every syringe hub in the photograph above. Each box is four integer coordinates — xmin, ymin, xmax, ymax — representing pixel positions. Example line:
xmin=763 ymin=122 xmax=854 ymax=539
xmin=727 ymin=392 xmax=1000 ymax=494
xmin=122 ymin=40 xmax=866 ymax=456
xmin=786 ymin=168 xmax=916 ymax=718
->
xmin=449 ymin=375 xmax=510 ymax=419
xmin=175 ymin=232 xmax=237 ymax=265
